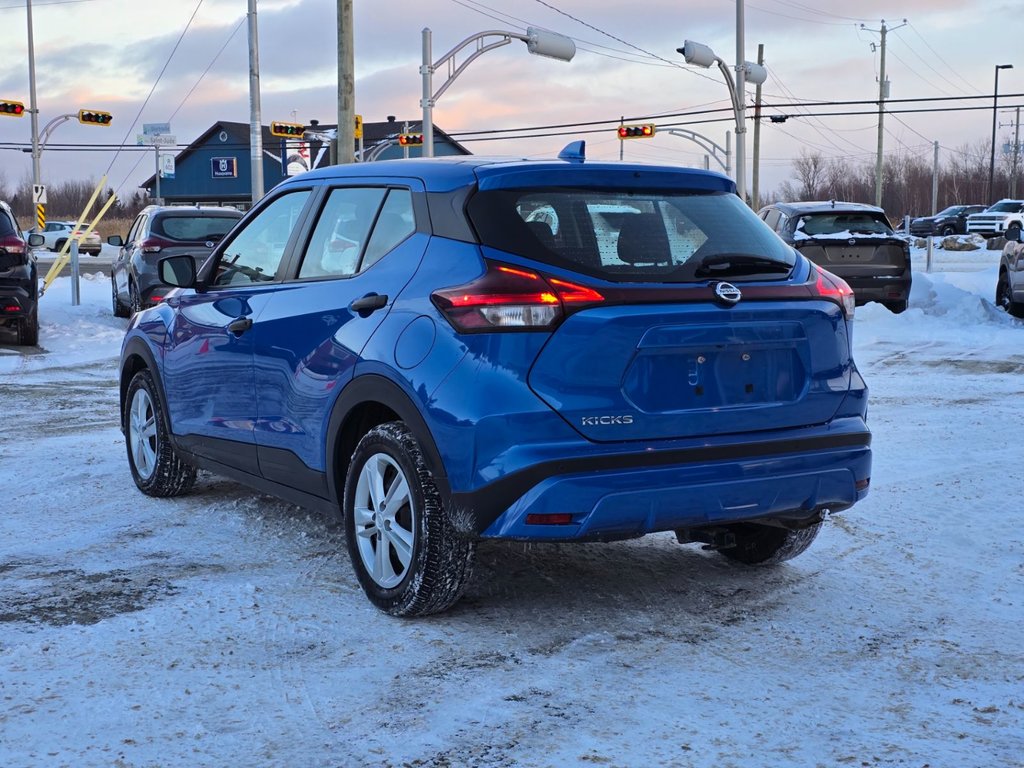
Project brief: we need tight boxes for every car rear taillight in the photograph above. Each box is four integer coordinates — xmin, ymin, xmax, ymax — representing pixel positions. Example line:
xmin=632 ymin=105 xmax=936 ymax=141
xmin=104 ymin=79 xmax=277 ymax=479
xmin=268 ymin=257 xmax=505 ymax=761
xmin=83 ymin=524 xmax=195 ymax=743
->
xmin=0 ymin=235 xmax=26 ymax=255
xmin=810 ymin=265 xmax=856 ymax=319
xmin=431 ymin=261 xmax=604 ymax=332
xmin=139 ymin=237 xmax=175 ymax=253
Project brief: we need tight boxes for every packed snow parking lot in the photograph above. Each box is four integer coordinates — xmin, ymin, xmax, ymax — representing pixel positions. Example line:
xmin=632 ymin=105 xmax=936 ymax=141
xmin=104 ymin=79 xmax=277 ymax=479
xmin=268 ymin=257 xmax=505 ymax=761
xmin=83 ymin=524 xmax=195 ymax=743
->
xmin=1 ymin=247 xmax=1022 ymax=767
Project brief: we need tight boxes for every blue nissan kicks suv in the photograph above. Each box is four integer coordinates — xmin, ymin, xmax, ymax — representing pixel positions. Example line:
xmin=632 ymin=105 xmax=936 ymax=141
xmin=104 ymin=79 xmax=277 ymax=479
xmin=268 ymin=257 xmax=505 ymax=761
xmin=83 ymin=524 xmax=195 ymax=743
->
xmin=119 ymin=144 xmax=871 ymax=616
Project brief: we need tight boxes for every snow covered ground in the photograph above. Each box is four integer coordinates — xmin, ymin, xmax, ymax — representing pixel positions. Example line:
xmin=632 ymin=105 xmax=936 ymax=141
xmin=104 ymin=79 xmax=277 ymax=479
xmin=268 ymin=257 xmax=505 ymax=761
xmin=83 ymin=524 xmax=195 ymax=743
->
xmin=1 ymin=255 xmax=1022 ymax=768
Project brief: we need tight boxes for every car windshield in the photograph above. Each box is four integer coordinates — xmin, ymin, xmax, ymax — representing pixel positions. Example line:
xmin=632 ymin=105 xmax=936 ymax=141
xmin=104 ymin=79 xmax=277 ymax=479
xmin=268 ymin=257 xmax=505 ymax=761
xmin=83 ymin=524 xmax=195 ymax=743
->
xmin=153 ymin=215 xmax=240 ymax=242
xmin=985 ymin=201 xmax=1024 ymax=213
xmin=467 ymin=188 xmax=795 ymax=282
xmin=795 ymin=212 xmax=894 ymax=238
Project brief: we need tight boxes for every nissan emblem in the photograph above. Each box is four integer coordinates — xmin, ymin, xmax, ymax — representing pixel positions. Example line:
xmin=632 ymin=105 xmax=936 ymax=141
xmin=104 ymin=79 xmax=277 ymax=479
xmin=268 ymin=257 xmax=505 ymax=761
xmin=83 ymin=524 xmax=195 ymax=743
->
xmin=714 ymin=281 xmax=742 ymax=305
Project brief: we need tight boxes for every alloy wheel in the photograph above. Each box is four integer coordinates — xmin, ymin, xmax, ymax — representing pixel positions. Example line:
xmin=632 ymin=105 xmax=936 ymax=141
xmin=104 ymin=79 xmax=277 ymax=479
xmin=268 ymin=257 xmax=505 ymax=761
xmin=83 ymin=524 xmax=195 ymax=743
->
xmin=128 ymin=388 xmax=158 ymax=480
xmin=352 ymin=452 xmax=416 ymax=589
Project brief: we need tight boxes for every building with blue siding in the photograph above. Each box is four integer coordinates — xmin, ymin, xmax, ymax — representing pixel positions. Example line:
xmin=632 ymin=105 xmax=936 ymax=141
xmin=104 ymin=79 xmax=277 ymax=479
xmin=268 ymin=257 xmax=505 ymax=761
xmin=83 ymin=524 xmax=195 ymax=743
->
xmin=142 ymin=118 xmax=470 ymax=207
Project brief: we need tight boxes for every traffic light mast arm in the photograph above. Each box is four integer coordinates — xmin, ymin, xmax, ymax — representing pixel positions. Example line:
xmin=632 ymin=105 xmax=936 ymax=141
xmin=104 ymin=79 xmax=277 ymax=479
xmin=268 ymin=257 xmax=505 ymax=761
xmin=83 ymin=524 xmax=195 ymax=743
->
xmin=39 ymin=113 xmax=76 ymax=151
xmin=662 ymin=128 xmax=732 ymax=175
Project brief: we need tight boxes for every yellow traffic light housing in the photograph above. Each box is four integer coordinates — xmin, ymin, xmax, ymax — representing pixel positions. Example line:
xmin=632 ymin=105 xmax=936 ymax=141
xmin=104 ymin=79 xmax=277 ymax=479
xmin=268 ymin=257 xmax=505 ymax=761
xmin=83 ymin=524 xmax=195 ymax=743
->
xmin=618 ymin=124 xmax=656 ymax=139
xmin=270 ymin=121 xmax=305 ymax=138
xmin=78 ymin=109 xmax=113 ymax=126
xmin=398 ymin=133 xmax=424 ymax=147
xmin=0 ymin=100 xmax=25 ymax=117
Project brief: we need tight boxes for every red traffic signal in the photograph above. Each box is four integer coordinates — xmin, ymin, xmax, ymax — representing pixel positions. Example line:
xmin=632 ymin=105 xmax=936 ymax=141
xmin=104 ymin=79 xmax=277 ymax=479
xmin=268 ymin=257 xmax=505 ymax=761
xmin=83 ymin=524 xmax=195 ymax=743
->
xmin=0 ymin=100 xmax=25 ymax=117
xmin=398 ymin=133 xmax=424 ymax=147
xmin=270 ymin=120 xmax=304 ymax=137
xmin=618 ymin=124 xmax=656 ymax=139
xmin=78 ymin=109 xmax=113 ymax=126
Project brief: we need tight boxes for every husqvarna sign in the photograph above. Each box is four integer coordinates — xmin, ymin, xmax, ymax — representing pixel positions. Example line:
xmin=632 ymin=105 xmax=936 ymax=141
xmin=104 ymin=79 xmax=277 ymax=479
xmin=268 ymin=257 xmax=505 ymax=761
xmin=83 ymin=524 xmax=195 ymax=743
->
xmin=211 ymin=157 xmax=238 ymax=178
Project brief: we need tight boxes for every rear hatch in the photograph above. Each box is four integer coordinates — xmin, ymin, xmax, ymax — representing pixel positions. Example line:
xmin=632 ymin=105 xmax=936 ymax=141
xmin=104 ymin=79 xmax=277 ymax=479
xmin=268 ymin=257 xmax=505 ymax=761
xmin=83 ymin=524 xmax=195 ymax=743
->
xmin=464 ymin=167 xmax=854 ymax=443
xmin=791 ymin=211 xmax=907 ymax=280
xmin=147 ymin=212 xmax=242 ymax=264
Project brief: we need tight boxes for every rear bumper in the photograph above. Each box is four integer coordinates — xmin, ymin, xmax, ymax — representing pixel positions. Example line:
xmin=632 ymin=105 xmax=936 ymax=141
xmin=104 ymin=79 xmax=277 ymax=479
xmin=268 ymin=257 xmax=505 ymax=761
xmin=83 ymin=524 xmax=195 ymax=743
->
xmin=454 ymin=419 xmax=871 ymax=540
xmin=0 ymin=276 xmax=36 ymax=318
xmin=845 ymin=274 xmax=911 ymax=306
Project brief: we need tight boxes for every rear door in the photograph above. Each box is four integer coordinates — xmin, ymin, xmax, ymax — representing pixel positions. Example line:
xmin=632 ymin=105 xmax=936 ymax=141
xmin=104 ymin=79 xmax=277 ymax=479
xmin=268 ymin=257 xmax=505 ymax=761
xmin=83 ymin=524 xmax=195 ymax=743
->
xmin=250 ymin=180 xmax=428 ymax=492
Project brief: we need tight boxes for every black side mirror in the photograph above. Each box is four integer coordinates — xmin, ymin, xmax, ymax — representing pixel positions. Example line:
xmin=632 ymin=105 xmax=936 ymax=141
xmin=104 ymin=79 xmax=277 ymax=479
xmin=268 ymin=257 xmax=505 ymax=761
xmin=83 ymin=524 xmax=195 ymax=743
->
xmin=1007 ymin=226 xmax=1021 ymax=243
xmin=27 ymin=233 xmax=44 ymax=247
xmin=107 ymin=234 xmax=124 ymax=247
xmin=159 ymin=254 xmax=197 ymax=288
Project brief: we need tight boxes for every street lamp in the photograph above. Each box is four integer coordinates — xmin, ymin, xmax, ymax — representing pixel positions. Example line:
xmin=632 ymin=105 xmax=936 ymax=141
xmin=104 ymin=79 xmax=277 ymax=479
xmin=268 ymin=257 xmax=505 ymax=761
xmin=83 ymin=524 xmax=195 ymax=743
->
xmin=677 ymin=39 xmax=766 ymax=203
xmin=421 ymin=27 xmax=575 ymax=158
xmin=989 ymin=64 xmax=1013 ymax=204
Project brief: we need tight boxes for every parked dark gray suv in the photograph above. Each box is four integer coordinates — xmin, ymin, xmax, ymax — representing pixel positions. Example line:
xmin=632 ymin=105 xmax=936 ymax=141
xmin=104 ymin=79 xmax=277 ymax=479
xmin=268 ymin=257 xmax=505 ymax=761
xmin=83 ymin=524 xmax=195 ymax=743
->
xmin=109 ymin=205 xmax=243 ymax=316
xmin=910 ymin=204 xmax=986 ymax=237
xmin=758 ymin=201 xmax=912 ymax=313
xmin=0 ymin=200 xmax=37 ymax=345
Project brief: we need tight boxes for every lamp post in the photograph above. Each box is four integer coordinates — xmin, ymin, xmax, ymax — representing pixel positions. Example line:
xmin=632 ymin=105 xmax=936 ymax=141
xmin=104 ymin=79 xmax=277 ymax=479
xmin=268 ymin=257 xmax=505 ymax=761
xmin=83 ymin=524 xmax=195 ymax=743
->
xmin=989 ymin=64 xmax=1013 ymax=204
xmin=421 ymin=26 xmax=575 ymax=158
xmin=676 ymin=39 xmax=766 ymax=204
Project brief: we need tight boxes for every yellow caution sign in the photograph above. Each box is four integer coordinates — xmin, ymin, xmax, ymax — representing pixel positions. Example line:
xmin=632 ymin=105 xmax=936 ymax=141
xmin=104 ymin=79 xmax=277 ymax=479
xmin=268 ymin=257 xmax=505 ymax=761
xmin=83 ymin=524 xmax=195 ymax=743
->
xmin=354 ymin=114 xmax=363 ymax=140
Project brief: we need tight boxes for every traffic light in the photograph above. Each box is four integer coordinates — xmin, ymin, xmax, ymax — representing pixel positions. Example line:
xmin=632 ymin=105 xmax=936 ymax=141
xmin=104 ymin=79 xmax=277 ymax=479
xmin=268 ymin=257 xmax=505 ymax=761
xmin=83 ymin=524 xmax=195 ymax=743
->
xmin=398 ymin=133 xmax=424 ymax=147
xmin=618 ymin=124 xmax=656 ymax=139
xmin=0 ymin=100 xmax=25 ymax=117
xmin=270 ymin=121 xmax=305 ymax=138
xmin=78 ymin=109 xmax=113 ymax=126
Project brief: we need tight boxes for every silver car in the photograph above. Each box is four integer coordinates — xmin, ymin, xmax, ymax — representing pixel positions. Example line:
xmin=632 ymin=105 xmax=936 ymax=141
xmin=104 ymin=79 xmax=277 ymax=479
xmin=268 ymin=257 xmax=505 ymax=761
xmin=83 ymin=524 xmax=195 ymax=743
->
xmin=109 ymin=205 xmax=242 ymax=316
xmin=39 ymin=220 xmax=102 ymax=256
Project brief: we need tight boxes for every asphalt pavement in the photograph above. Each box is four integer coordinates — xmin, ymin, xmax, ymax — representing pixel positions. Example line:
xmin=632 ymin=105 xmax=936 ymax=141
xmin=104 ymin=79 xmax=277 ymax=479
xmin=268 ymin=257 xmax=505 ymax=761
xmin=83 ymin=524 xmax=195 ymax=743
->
xmin=33 ymin=244 xmax=115 ymax=278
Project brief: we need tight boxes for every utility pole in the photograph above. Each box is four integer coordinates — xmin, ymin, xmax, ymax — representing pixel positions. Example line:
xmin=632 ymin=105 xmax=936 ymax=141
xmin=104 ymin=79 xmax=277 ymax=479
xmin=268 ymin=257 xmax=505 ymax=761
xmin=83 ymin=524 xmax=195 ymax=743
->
xmin=734 ymin=0 xmax=747 ymax=204
xmin=927 ymin=140 xmax=937 ymax=273
xmin=26 ymin=0 xmax=42 ymax=230
xmin=751 ymin=42 xmax=764 ymax=211
xmin=336 ymin=0 xmax=355 ymax=164
xmin=247 ymin=0 xmax=264 ymax=202
xmin=1001 ymin=106 xmax=1022 ymax=198
xmin=862 ymin=19 xmax=906 ymax=208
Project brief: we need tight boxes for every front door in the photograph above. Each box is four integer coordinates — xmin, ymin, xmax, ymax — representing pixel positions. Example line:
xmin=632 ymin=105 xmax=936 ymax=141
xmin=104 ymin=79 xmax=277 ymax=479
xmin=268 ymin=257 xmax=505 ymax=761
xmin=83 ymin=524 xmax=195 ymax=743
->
xmin=161 ymin=189 xmax=313 ymax=474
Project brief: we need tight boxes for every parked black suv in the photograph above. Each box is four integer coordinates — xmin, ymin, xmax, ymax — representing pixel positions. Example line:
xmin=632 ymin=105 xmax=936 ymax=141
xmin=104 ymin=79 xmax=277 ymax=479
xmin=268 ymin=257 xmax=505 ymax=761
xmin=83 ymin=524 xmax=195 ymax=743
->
xmin=910 ymin=205 xmax=986 ymax=237
xmin=109 ymin=205 xmax=243 ymax=316
xmin=0 ymin=201 xmax=38 ymax=345
xmin=758 ymin=201 xmax=912 ymax=313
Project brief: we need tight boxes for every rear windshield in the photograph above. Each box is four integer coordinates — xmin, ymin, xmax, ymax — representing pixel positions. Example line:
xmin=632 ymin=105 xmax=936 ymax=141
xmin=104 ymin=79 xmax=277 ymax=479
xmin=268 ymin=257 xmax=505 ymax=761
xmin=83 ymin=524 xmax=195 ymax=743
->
xmin=466 ymin=188 xmax=795 ymax=282
xmin=152 ymin=215 xmax=240 ymax=242
xmin=795 ymin=212 xmax=894 ymax=238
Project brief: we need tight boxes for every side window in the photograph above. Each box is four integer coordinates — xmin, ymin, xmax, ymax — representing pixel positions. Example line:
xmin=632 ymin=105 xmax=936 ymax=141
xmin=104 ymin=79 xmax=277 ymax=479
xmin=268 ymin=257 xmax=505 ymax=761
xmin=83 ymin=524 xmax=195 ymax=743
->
xmin=126 ymin=215 xmax=146 ymax=245
xmin=762 ymin=209 xmax=781 ymax=230
xmin=214 ymin=190 xmax=311 ymax=286
xmin=299 ymin=187 xmax=386 ymax=279
xmin=362 ymin=189 xmax=416 ymax=270
xmin=776 ymin=213 xmax=789 ymax=233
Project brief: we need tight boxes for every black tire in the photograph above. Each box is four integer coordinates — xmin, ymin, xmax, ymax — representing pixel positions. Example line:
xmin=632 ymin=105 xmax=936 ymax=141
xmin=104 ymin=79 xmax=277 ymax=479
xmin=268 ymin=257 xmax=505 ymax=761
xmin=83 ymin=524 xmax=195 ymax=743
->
xmin=884 ymin=300 xmax=908 ymax=314
xmin=717 ymin=522 xmax=822 ymax=565
xmin=129 ymin=281 xmax=142 ymax=315
xmin=54 ymin=238 xmax=66 ymax=253
xmin=996 ymin=272 xmax=1024 ymax=318
xmin=344 ymin=421 xmax=476 ymax=617
xmin=940 ymin=225 xmax=955 ymax=236
xmin=17 ymin=306 xmax=39 ymax=346
xmin=124 ymin=369 xmax=197 ymax=497
xmin=111 ymin=278 xmax=130 ymax=318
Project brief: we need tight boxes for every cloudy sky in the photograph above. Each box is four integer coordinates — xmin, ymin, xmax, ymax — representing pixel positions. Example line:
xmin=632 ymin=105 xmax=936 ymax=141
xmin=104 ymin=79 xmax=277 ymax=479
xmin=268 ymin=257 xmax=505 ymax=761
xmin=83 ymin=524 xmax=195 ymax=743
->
xmin=0 ymin=0 xmax=1020 ymax=201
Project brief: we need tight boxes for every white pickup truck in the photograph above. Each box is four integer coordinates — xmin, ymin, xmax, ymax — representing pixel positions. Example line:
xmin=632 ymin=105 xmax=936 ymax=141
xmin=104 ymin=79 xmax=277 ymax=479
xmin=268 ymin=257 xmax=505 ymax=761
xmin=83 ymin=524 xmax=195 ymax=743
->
xmin=965 ymin=199 xmax=1024 ymax=238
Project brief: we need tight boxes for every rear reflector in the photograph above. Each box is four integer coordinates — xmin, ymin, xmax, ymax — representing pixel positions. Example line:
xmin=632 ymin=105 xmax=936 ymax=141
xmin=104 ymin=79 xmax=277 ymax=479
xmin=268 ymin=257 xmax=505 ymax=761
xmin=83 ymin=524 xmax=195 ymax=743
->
xmin=525 ymin=513 xmax=574 ymax=525
xmin=3 ymin=303 xmax=21 ymax=313
xmin=856 ymin=478 xmax=870 ymax=491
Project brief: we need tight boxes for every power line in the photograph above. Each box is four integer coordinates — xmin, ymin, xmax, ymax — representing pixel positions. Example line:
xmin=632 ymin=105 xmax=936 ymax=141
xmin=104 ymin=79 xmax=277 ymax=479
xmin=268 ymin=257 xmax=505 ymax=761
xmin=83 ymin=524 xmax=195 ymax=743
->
xmin=105 ymin=0 xmax=206 ymax=177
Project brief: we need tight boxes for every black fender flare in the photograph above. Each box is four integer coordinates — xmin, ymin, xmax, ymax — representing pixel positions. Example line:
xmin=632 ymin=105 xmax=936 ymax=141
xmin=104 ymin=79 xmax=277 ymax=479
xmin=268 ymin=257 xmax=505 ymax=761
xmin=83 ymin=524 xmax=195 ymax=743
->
xmin=324 ymin=374 xmax=451 ymax=511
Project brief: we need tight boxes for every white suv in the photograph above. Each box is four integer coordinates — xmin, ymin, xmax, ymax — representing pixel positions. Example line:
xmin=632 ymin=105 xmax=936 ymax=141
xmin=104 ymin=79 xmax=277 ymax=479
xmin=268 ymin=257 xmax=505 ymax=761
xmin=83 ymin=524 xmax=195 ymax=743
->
xmin=965 ymin=200 xmax=1024 ymax=238
xmin=38 ymin=221 xmax=102 ymax=255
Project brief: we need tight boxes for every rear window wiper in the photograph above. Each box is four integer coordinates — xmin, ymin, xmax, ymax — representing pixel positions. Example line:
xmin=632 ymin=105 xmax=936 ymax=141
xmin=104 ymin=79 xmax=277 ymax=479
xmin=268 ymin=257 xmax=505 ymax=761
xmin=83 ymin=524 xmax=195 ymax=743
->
xmin=694 ymin=253 xmax=792 ymax=278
